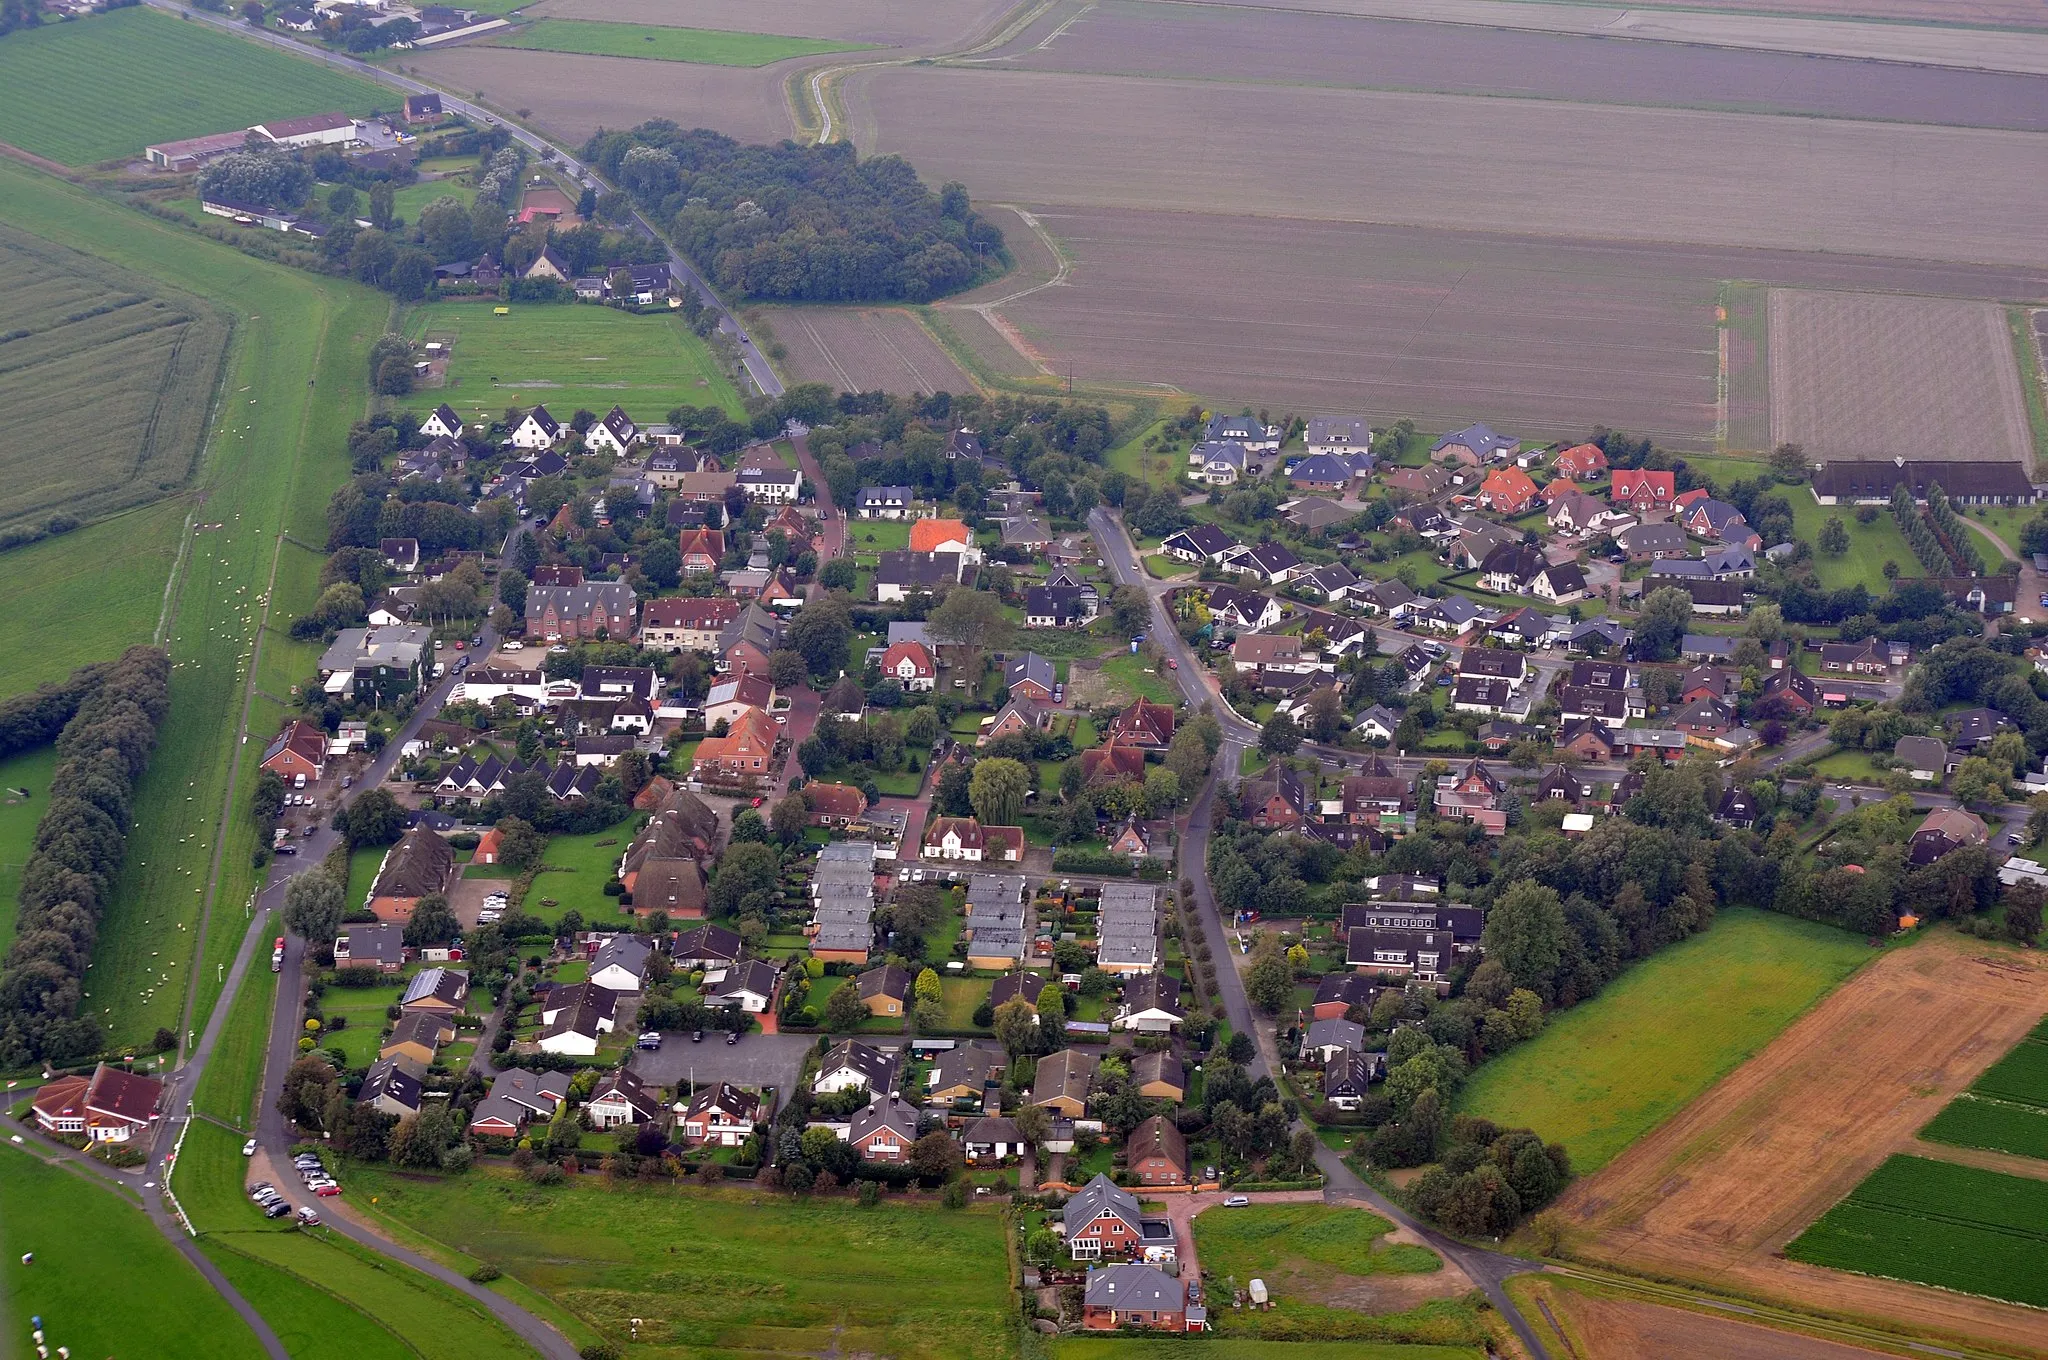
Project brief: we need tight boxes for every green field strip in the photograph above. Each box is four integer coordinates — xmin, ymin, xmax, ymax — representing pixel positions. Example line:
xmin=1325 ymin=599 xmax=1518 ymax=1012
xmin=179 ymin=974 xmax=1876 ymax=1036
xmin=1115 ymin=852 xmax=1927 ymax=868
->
xmin=0 ymin=1142 xmax=269 ymax=1360
xmin=202 ymin=1242 xmax=423 ymax=1360
xmin=1919 ymin=1094 xmax=2048 ymax=1162
xmin=492 ymin=18 xmax=875 ymax=67
xmin=1787 ymin=1155 xmax=2048 ymax=1309
xmin=0 ymin=746 xmax=58 ymax=958
xmin=192 ymin=961 xmax=277 ymax=1128
xmin=0 ymin=7 xmax=395 ymax=166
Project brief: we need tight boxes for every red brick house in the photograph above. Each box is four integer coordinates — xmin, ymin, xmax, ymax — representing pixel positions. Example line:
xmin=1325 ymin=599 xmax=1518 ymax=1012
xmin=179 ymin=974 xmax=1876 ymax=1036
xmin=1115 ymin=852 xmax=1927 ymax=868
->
xmin=260 ymin=719 xmax=327 ymax=784
xmin=31 ymin=1064 xmax=164 ymax=1143
xmin=691 ymin=708 xmax=779 ymax=789
xmin=1555 ymin=443 xmax=1608 ymax=480
xmin=806 ymin=782 xmax=868 ymax=828
xmin=1433 ymin=759 xmax=1507 ymax=835
xmin=1759 ymin=668 xmax=1820 ymax=717
xmin=472 ymin=826 xmax=504 ymax=865
xmin=1124 ymin=1115 xmax=1188 ymax=1186
xmin=1477 ymin=466 xmax=1539 ymax=516
xmin=677 ymin=527 xmax=725 ymax=575
xmin=1611 ymin=469 xmax=1676 ymax=514
xmin=1063 ymin=1174 xmax=1144 ymax=1259
xmin=1079 ymin=741 xmax=1147 ymax=786
xmin=526 ymin=582 xmax=636 ymax=642
xmin=1107 ymin=698 xmax=1175 ymax=750
xmin=1083 ymin=1264 xmax=1190 ymax=1331
xmin=849 ymin=1095 xmax=921 ymax=1161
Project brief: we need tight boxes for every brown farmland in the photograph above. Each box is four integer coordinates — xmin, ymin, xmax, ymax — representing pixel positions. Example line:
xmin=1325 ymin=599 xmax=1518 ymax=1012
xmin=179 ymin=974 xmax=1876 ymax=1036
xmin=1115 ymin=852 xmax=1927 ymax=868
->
xmin=999 ymin=0 xmax=2048 ymax=130
xmin=524 ymin=0 xmax=1017 ymax=49
xmin=1518 ymin=1278 xmax=1897 ymax=1360
xmin=768 ymin=307 xmax=976 ymax=395
xmin=1554 ymin=932 xmax=2048 ymax=1358
xmin=1769 ymin=290 xmax=2034 ymax=464
xmin=962 ymin=205 xmax=2046 ymax=446
xmin=852 ymin=67 xmax=2048 ymax=268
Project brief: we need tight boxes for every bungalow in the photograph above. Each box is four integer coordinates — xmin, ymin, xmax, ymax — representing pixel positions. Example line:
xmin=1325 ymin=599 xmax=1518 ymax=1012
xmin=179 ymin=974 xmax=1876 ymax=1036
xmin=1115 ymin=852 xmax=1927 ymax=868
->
xmin=678 ymin=1082 xmax=762 ymax=1147
xmin=1611 ymin=468 xmax=1676 ymax=514
xmin=708 ymin=958 xmax=781 ymax=1013
xmin=1160 ymin=523 xmax=1239 ymax=564
xmin=1384 ymin=465 xmax=1451 ymax=501
xmin=963 ymin=1115 xmax=1027 ymax=1162
xmin=1125 ymin=1114 xmax=1189 ymax=1186
xmin=1313 ymin=973 xmax=1377 ymax=1021
xmin=1353 ymin=579 xmax=1418 ymax=617
xmin=1132 ymin=1049 xmax=1186 ymax=1102
xmin=334 ymin=923 xmax=406 ymax=972
xmin=849 ymin=1095 xmax=923 ymax=1161
xmin=806 ymin=782 xmax=869 ymax=829
xmin=1432 ymin=422 xmax=1518 ymax=466
xmin=31 ymin=1064 xmax=164 ymax=1144
xmin=929 ymin=1039 xmax=1008 ymax=1107
xmin=380 ymin=1011 xmax=454 ymax=1068
xmin=1118 ymin=972 xmax=1185 ymax=1033
xmin=587 ymin=1068 xmax=661 ymax=1128
xmin=1006 ymin=652 xmax=1057 ymax=703
xmin=909 ymin=517 xmax=982 ymax=563
xmin=814 ymin=1039 xmax=897 ymax=1096
xmin=467 ymin=1068 xmax=569 ymax=1138
xmin=856 ymin=963 xmax=913 ymax=1018
xmin=924 ymin=816 xmax=1025 ymax=863
xmin=1033 ymin=1048 xmax=1098 ymax=1118
xmin=672 ymin=922 xmax=743 ymax=969
xmin=1083 ymin=1263 xmax=1190 ymax=1332
xmin=1759 ymin=668 xmax=1820 ymax=717
xmin=360 ymin=1057 xmax=425 ymax=1119
xmin=537 ymin=981 xmax=616 ymax=1056
xmin=1616 ymin=522 xmax=1689 ymax=561
xmin=1821 ymin=637 xmax=1891 ymax=674
xmin=1288 ymin=453 xmax=1365 ymax=492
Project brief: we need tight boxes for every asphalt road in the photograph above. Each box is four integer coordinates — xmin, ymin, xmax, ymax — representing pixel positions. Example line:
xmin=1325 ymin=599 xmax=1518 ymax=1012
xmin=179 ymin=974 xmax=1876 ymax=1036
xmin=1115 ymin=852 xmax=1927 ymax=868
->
xmin=140 ymin=0 xmax=785 ymax=401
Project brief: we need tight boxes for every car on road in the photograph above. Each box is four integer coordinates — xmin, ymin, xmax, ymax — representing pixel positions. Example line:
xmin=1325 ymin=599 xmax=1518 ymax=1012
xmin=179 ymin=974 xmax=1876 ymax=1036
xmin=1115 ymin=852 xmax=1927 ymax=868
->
xmin=453 ymin=640 xmax=465 ymax=650
xmin=1167 ymin=658 xmax=1178 ymax=669
xmin=2039 ymin=593 xmax=2048 ymax=607
xmin=242 ymin=1138 xmax=257 ymax=1156
xmin=692 ymin=1029 xmax=704 ymax=1043
xmin=726 ymin=1029 xmax=738 ymax=1045
xmin=750 ymin=796 xmax=764 ymax=807
xmin=296 ymin=1206 xmax=321 ymax=1226
xmin=1223 ymin=1196 xmax=1251 ymax=1208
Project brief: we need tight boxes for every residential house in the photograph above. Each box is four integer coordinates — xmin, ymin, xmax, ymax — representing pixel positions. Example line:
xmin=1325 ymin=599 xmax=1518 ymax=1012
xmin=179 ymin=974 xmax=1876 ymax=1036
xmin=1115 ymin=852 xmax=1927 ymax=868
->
xmin=589 ymin=935 xmax=653 ymax=992
xmin=1306 ymin=416 xmax=1374 ymax=456
xmin=981 ymin=698 xmax=1048 ymax=745
xmin=1288 ymin=453 xmax=1366 ymax=492
xmin=1313 ymin=973 xmax=1377 ymax=1021
xmin=639 ymin=597 xmax=742 ymax=652
xmin=718 ymin=603 xmax=783 ymax=675
xmin=367 ymin=826 xmax=456 ymax=924
xmin=318 ymin=625 xmax=432 ymax=703
xmin=856 ymin=963 xmax=913 ymax=1018
xmin=1547 ymin=489 xmax=1608 ymax=536
xmin=805 ymin=782 xmax=869 ymax=829
xmin=1026 ymin=583 xmax=1098 ymax=628
xmin=31 ymin=1064 xmax=164 ymax=1143
xmin=1131 ymin=1049 xmax=1186 ymax=1102
xmin=1160 ymin=523 xmax=1239 ymax=564
xmin=1909 ymin=807 xmax=1988 ymax=865
xmin=929 ymin=1040 xmax=1008 ymax=1107
xmin=1006 ymin=652 xmax=1057 ymax=703
xmin=334 ymin=923 xmax=406 ymax=972
xmin=1555 ymin=443 xmax=1608 ymax=480
xmin=1033 ymin=1049 xmax=1098 ymax=1118
xmin=260 ymin=719 xmax=328 ymax=785
xmin=1203 ymin=412 xmax=1281 ymax=450
xmin=1298 ymin=561 xmax=1361 ymax=603
xmin=1108 ymin=698 xmax=1177 ymax=750
xmin=1125 ymin=1114 xmax=1189 ymax=1186
xmin=1616 ymin=522 xmax=1689 ymax=561
xmin=1675 ymin=697 xmax=1736 ymax=740
xmin=631 ymin=858 xmax=707 ymax=920
xmin=1345 ymin=925 xmax=1456 ymax=983
xmin=1189 ymin=440 xmax=1248 ymax=485
xmin=1118 ymin=972 xmax=1185 ymax=1033
xmin=735 ymin=461 xmax=803 ymax=505
xmin=708 ymin=958 xmax=780 ymax=1013
xmin=1478 ymin=466 xmax=1540 ymax=516
xmin=1611 ymin=468 xmax=1676 ymax=514
xmin=1354 ymin=705 xmax=1399 ymax=744
xmin=678 ymin=1082 xmax=761 ymax=1147
xmin=1219 ymin=541 xmax=1304 ymax=586
xmin=1353 ymin=579 xmax=1418 ymax=617
xmin=1477 ymin=542 xmax=1584 ymax=602
xmin=583 ymin=405 xmax=639 ymax=456
xmin=537 ymin=981 xmax=616 ymax=1056
xmin=1680 ymin=498 xmax=1759 ymax=549
xmin=1431 ymin=423 xmax=1517 ymax=466
xmin=672 ymin=923 xmax=743 ymax=970
xmin=1681 ymin=633 xmax=1737 ymax=663
xmin=420 ymin=404 xmax=463 ymax=441
xmin=380 ymin=1011 xmax=454 ymax=1068
xmin=874 ymin=550 xmax=965 ymax=603
xmin=587 ymin=1068 xmax=661 ymax=1128
xmin=1434 ymin=759 xmax=1506 ymax=834
xmin=1204 ymin=585 xmax=1282 ymax=633
xmin=924 ymin=816 xmax=1025 ymax=863
xmin=359 ymin=1057 xmax=425 ymax=1119
xmin=1242 ymin=764 xmax=1310 ymax=828
xmin=1920 ymin=575 xmax=2019 ymax=615
xmin=1565 ymin=616 xmax=1633 ymax=654
xmin=467 ymin=1068 xmax=569 ymax=1138
xmin=814 ymin=1039 xmax=897 ymax=1096
xmin=963 ymin=1116 xmax=1027 ymax=1162
xmin=1715 ymin=785 xmax=1760 ymax=829
xmin=510 ymin=405 xmax=562 ymax=450
xmin=849 ymin=1095 xmax=922 ymax=1161
xmin=1384 ymin=464 xmax=1451 ymax=500
xmin=1083 ymin=1263 xmax=1190 ymax=1332
xmin=1759 ymin=668 xmax=1820 ymax=717
xmin=1064 ymin=1174 xmax=1144 ymax=1259
xmin=908 ymin=517 xmax=982 ymax=563
xmin=1821 ymin=638 xmax=1891 ymax=674
xmin=674 ymin=526 xmax=726 ymax=576
xmin=1324 ymin=1050 xmax=1385 ymax=1111
xmin=691 ymin=708 xmax=779 ymax=789
xmin=527 ymin=582 xmax=636 ymax=642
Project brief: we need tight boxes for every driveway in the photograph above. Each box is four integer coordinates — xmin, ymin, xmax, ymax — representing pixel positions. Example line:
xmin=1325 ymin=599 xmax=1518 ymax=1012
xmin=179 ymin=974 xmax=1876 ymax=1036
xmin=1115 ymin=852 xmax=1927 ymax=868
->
xmin=628 ymin=1030 xmax=813 ymax=1096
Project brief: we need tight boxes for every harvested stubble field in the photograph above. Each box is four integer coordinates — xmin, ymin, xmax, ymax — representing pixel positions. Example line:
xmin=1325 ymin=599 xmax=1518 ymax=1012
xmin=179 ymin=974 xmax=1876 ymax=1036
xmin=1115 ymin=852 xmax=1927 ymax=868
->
xmin=769 ymin=306 xmax=976 ymax=395
xmin=405 ymin=45 xmax=798 ymax=146
xmin=0 ymin=222 xmax=228 ymax=535
xmin=1552 ymin=931 xmax=2048 ymax=1356
xmin=491 ymin=18 xmax=874 ymax=65
xmin=995 ymin=0 xmax=2048 ymax=131
xmin=0 ymin=6 xmax=392 ymax=166
xmin=1512 ymin=1276 xmax=1905 ymax=1360
xmin=852 ymin=67 xmax=2048 ymax=268
xmin=1768 ymin=290 xmax=2035 ymax=465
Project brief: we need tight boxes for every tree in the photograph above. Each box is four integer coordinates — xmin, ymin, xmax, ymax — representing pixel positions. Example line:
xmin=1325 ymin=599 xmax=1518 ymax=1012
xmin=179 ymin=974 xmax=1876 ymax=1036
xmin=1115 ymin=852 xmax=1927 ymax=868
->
xmin=969 ymin=757 xmax=1030 ymax=828
xmin=709 ymin=841 xmax=780 ymax=916
xmin=1481 ymin=882 xmax=1569 ymax=1002
xmin=281 ymin=870 xmax=344 ymax=943
xmin=339 ymin=787 xmax=406 ymax=846
xmin=1244 ymin=948 xmax=1293 ymax=1014
xmin=819 ymin=558 xmax=856 ymax=591
xmin=787 ymin=593 xmax=855 ymax=680
xmin=404 ymin=893 xmax=458 ymax=947
xmin=276 ymin=1055 xmax=339 ymax=1129
xmin=1634 ymin=586 xmax=1694 ymax=663
xmin=1769 ymin=442 xmax=1807 ymax=482
xmin=2005 ymin=882 xmax=2045 ymax=944
xmin=1505 ymin=988 xmax=1546 ymax=1040
xmin=1259 ymin=712 xmax=1301 ymax=757
xmin=1108 ymin=585 xmax=1151 ymax=637
xmin=927 ymin=589 xmax=1013 ymax=684
xmin=1950 ymin=755 xmax=2007 ymax=805
xmin=914 ymin=967 xmax=943 ymax=1006
xmin=1035 ymin=978 xmax=1068 ymax=1048
xmin=496 ymin=817 xmax=545 ymax=872
xmin=993 ymin=997 xmax=1040 ymax=1058
xmin=824 ymin=980 xmax=870 ymax=1032
xmin=771 ymin=793 xmax=809 ymax=843
xmin=1819 ymin=516 xmax=1850 ymax=556
xmin=1165 ymin=726 xmax=1214 ymax=788
xmin=908 ymin=1129 xmax=963 ymax=1183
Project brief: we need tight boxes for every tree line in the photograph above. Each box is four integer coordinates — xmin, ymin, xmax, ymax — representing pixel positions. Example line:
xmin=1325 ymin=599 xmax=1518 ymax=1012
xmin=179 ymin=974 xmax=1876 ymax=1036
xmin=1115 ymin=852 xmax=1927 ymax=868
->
xmin=0 ymin=647 xmax=173 ymax=1066
xmin=584 ymin=124 xmax=1008 ymax=303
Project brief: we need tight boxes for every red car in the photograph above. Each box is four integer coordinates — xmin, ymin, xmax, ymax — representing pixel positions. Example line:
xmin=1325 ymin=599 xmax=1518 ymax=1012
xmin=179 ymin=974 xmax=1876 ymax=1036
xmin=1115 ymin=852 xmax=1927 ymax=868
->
xmin=750 ymin=796 xmax=764 ymax=807
xmin=314 ymin=1183 xmax=342 ymax=1197
xmin=453 ymin=640 xmax=466 ymax=651
xmin=1167 ymin=659 xmax=1179 ymax=669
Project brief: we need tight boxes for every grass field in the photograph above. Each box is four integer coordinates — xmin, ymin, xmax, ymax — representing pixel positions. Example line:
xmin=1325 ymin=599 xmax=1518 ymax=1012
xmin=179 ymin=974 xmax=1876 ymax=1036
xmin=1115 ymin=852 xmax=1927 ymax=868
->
xmin=0 ymin=497 xmax=190 ymax=698
xmin=1056 ymin=1344 xmax=1483 ymax=1360
xmin=402 ymin=300 xmax=743 ymax=427
xmin=0 ymin=745 xmax=58 ymax=958
xmin=1788 ymin=493 xmax=1920 ymax=592
xmin=202 ymin=1243 xmax=419 ymax=1360
xmin=0 ymin=159 xmax=387 ymax=1052
xmin=530 ymin=816 xmax=634 ymax=925
xmin=1919 ymin=1014 xmax=2048 ymax=1161
xmin=493 ymin=18 xmax=872 ymax=65
xmin=1785 ymin=1154 xmax=2048 ymax=1308
xmin=1098 ymin=652 xmax=1178 ymax=705
xmin=0 ymin=1143 xmax=267 ymax=1360
xmin=192 ymin=961 xmax=276 ymax=1127
xmin=1191 ymin=1203 xmax=1441 ymax=1284
xmin=343 ymin=1166 xmax=1016 ymax=1358
xmin=321 ymin=980 xmax=406 ymax=1068
xmin=1456 ymin=909 xmax=1870 ymax=1172
xmin=0 ymin=7 xmax=394 ymax=166
xmin=0 ymin=221 xmax=229 ymax=535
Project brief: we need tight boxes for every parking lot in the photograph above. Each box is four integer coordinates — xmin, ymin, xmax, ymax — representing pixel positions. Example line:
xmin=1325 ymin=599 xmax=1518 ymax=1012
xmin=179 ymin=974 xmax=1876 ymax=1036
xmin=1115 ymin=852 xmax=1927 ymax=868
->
xmin=627 ymin=1030 xmax=814 ymax=1096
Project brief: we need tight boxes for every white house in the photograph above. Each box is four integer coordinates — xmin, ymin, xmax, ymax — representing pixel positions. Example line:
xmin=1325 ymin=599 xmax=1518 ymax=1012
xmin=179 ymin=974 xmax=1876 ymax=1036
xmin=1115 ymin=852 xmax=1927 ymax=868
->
xmin=736 ymin=462 xmax=803 ymax=505
xmin=880 ymin=639 xmax=937 ymax=692
xmin=586 ymin=1069 xmax=660 ymax=1128
xmin=583 ymin=406 xmax=639 ymax=456
xmin=708 ymin=959 xmax=779 ymax=1013
xmin=511 ymin=405 xmax=562 ymax=450
xmin=588 ymin=935 xmax=652 ymax=993
xmin=812 ymin=1039 xmax=897 ymax=1097
xmin=420 ymin=404 xmax=463 ymax=441
xmin=536 ymin=982 xmax=616 ymax=1056
xmin=1189 ymin=440 xmax=1247 ymax=486
xmin=857 ymin=486 xmax=914 ymax=519
xmin=1305 ymin=416 xmax=1373 ymax=456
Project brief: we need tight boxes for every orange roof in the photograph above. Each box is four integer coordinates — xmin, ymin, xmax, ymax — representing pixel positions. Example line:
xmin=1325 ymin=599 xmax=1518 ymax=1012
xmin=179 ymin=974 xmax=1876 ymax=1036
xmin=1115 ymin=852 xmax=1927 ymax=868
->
xmin=473 ymin=827 xmax=503 ymax=859
xmin=693 ymin=707 xmax=778 ymax=767
xmin=1542 ymin=477 xmax=1576 ymax=502
xmin=679 ymin=527 xmax=726 ymax=560
xmin=1080 ymin=742 xmax=1147 ymax=784
xmin=1556 ymin=443 xmax=1608 ymax=475
xmin=879 ymin=639 xmax=935 ymax=678
xmin=1480 ymin=467 xmax=1538 ymax=508
xmin=807 ymin=782 xmax=868 ymax=818
xmin=909 ymin=518 xmax=973 ymax=553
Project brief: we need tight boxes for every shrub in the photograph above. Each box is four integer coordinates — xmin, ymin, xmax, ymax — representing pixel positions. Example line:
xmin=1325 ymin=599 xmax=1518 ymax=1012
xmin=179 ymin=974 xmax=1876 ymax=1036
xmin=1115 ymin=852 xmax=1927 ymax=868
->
xmin=468 ymin=1263 xmax=502 ymax=1283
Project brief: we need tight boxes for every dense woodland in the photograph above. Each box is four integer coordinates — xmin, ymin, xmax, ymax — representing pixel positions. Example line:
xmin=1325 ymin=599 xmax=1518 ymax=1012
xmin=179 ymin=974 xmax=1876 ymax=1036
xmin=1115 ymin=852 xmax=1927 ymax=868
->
xmin=585 ymin=124 xmax=1008 ymax=303
xmin=0 ymin=647 xmax=172 ymax=1065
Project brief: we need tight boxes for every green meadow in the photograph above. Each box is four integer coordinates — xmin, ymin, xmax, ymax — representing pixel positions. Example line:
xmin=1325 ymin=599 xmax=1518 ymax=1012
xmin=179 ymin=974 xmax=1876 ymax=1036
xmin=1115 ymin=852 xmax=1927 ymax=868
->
xmin=493 ymin=18 xmax=873 ymax=66
xmin=0 ymin=746 xmax=59 ymax=957
xmin=1456 ymin=909 xmax=1869 ymax=1171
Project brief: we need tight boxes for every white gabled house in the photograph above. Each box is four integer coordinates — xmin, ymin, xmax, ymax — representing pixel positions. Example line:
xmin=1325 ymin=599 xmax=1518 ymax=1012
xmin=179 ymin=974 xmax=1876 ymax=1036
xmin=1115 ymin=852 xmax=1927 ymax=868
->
xmin=511 ymin=405 xmax=563 ymax=451
xmin=583 ymin=405 xmax=639 ymax=456
xmin=420 ymin=404 xmax=463 ymax=441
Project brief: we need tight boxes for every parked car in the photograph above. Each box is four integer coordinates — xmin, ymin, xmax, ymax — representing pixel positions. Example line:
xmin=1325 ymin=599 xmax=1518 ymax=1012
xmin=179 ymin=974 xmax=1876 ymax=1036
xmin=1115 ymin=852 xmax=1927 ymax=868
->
xmin=637 ymin=1032 xmax=663 ymax=1050
xmin=726 ymin=1029 xmax=738 ymax=1045
xmin=274 ymin=844 xmax=297 ymax=856
xmin=1166 ymin=658 xmax=1179 ymax=669
xmin=296 ymin=1206 xmax=321 ymax=1226
xmin=692 ymin=1029 xmax=704 ymax=1043
xmin=1223 ymin=1196 xmax=1251 ymax=1208
xmin=263 ymin=1200 xmax=292 ymax=1218
xmin=242 ymin=1139 xmax=257 ymax=1156
xmin=315 ymin=1183 xmax=342 ymax=1197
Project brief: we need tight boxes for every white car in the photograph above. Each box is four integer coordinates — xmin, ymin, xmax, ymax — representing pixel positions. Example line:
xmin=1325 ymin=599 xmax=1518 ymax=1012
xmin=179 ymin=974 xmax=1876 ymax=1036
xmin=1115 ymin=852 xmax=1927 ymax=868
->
xmin=242 ymin=1138 xmax=257 ymax=1156
xmin=1223 ymin=1196 xmax=1251 ymax=1208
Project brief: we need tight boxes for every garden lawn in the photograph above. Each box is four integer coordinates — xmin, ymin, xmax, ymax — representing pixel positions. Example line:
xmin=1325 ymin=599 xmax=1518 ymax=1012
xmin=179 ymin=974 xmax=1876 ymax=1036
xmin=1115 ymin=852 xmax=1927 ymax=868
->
xmin=0 ymin=746 xmax=58 ymax=957
xmin=320 ymin=981 xmax=406 ymax=1069
xmin=492 ymin=18 xmax=874 ymax=65
xmin=404 ymin=300 xmax=744 ymax=428
xmin=938 ymin=975 xmax=992 ymax=1032
xmin=1099 ymin=652 xmax=1178 ymax=705
xmin=342 ymin=1167 xmax=1016 ymax=1360
xmin=1787 ymin=495 xmax=1917 ymax=593
xmin=201 ymin=1243 xmax=418 ymax=1360
xmin=529 ymin=816 xmax=636 ymax=923
xmin=0 ymin=7 xmax=393 ymax=166
xmin=848 ymin=519 xmax=913 ymax=552
xmin=345 ymin=843 xmax=387 ymax=911
xmin=0 ymin=1143 xmax=267 ymax=1360
xmin=392 ymin=176 xmax=476 ymax=223
xmin=1786 ymin=1155 xmax=2048 ymax=1308
xmin=1808 ymin=748 xmax=1889 ymax=783
xmin=1455 ymin=908 xmax=1869 ymax=1172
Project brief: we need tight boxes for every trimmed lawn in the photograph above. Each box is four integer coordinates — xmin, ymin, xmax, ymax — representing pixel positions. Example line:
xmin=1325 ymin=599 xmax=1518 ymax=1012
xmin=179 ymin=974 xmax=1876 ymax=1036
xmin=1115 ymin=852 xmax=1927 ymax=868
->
xmin=342 ymin=1168 xmax=1016 ymax=1360
xmin=0 ymin=7 xmax=393 ymax=166
xmin=403 ymin=300 xmax=744 ymax=427
xmin=1192 ymin=1203 xmax=1441 ymax=1287
xmin=1099 ymin=652 xmax=1178 ymax=705
xmin=202 ymin=1244 xmax=418 ymax=1360
xmin=529 ymin=817 xmax=636 ymax=925
xmin=1808 ymin=748 xmax=1889 ymax=782
xmin=345 ymin=843 xmax=387 ymax=912
xmin=1456 ymin=909 xmax=1870 ymax=1172
xmin=1788 ymin=495 xmax=1917 ymax=593
xmin=193 ymin=962 xmax=277 ymax=1127
xmin=492 ymin=18 xmax=875 ymax=66
xmin=320 ymin=981 xmax=406 ymax=1069
xmin=938 ymin=975 xmax=992 ymax=1032
xmin=0 ymin=746 xmax=58 ymax=958
xmin=848 ymin=519 xmax=913 ymax=553
xmin=0 ymin=1144 xmax=268 ymax=1360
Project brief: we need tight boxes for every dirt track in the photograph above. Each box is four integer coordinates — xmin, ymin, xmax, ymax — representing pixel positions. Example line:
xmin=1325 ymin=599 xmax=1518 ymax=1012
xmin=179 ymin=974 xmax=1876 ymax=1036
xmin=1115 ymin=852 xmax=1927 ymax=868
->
xmin=1556 ymin=932 xmax=2048 ymax=1357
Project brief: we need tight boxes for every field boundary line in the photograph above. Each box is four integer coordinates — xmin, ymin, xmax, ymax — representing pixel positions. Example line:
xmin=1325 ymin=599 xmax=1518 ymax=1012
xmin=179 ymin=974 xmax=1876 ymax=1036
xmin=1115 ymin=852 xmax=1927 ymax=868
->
xmin=789 ymin=0 xmax=1058 ymax=142
xmin=1903 ymin=1135 xmax=2048 ymax=1184
xmin=935 ymin=204 xmax=1070 ymax=375
xmin=158 ymin=301 xmax=246 ymax=645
